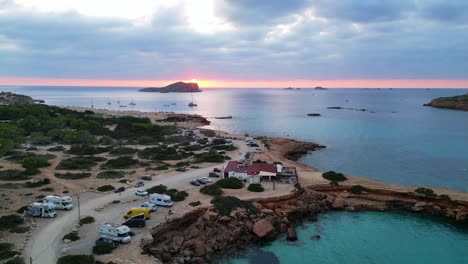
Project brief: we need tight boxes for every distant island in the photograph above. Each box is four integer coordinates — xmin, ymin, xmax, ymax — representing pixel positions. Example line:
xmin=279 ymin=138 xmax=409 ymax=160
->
xmin=139 ymin=81 xmax=201 ymax=93
xmin=314 ymin=86 xmax=327 ymax=90
xmin=424 ymin=93 xmax=468 ymax=111
xmin=0 ymin=92 xmax=44 ymax=105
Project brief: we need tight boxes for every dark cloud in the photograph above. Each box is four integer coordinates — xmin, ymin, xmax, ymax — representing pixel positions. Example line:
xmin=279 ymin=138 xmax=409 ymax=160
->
xmin=420 ymin=1 xmax=468 ymax=23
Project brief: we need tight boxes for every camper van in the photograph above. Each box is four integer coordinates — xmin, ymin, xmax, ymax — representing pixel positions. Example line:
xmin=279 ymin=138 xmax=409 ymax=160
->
xmin=99 ymin=223 xmax=131 ymax=243
xmin=26 ymin=202 xmax=57 ymax=218
xmin=42 ymin=195 xmax=73 ymax=210
xmin=149 ymin=193 xmax=173 ymax=207
xmin=123 ymin=207 xmax=150 ymax=220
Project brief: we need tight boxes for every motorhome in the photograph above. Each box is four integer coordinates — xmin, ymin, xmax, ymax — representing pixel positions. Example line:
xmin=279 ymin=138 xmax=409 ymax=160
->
xmin=26 ymin=202 xmax=57 ymax=218
xmin=99 ymin=223 xmax=131 ymax=243
xmin=149 ymin=193 xmax=173 ymax=207
xmin=42 ymin=195 xmax=73 ymax=210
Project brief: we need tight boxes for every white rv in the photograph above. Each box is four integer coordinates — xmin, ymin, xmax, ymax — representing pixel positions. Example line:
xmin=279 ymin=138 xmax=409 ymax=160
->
xmin=149 ymin=193 xmax=173 ymax=207
xmin=99 ymin=223 xmax=131 ymax=243
xmin=26 ymin=202 xmax=57 ymax=218
xmin=42 ymin=195 xmax=73 ymax=210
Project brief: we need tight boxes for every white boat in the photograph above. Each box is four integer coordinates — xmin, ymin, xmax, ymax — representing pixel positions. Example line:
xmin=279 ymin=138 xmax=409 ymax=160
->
xmin=129 ymin=99 xmax=136 ymax=106
xmin=188 ymin=86 xmax=197 ymax=107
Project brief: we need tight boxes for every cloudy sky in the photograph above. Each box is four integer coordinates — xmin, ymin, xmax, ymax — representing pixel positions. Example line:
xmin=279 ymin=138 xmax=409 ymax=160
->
xmin=1 ymin=0 xmax=468 ymax=88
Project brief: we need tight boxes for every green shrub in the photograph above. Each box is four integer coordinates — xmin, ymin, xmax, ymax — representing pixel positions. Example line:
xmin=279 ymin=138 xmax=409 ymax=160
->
xmin=63 ymin=231 xmax=80 ymax=241
xmin=39 ymin=187 xmax=54 ymax=192
xmin=98 ymin=136 xmax=114 ymax=145
xmin=109 ymin=147 xmax=137 ymax=156
xmin=200 ymin=129 xmax=216 ymax=137
xmin=215 ymin=178 xmax=243 ymax=189
xmin=247 ymin=183 xmax=264 ymax=192
xmin=79 ymin=216 xmax=95 ymax=225
xmin=0 ymin=243 xmax=20 ymax=261
xmin=97 ymin=185 xmax=114 ymax=192
xmin=55 ymin=172 xmax=91 ymax=180
xmin=22 ymin=156 xmax=50 ymax=175
xmin=57 ymin=254 xmax=95 ymax=264
xmin=350 ymin=185 xmax=364 ymax=194
xmin=322 ymin=171 xmax=347 ymax=182
xmin=154 ymin=165 xmax=169 ymax=170
xmin=47 ymin=146 xmax=65 ymax=152
xmin=146 ymin=184 xmax=167 ymax=194
xmin=24 ymin=178 xmax=50 ymax=188
xmin=56 ymin=156 xmax=106 ymax=170
xmin=10 ymin=226 xmax=30 ymax=233
xmin=175 ymin=161 xmax=190 ymax=167
xmin=4 ymin=256 xmax=24 ymax=264
xmin=166 ymin=189 xmax=189 ymax=202
xmin=66 ymin=145 xmax=111 ymax=155
xmin=200 ymin=184 xmax=224 ymax=196
xmin=193 ymin=153 xmax=225 ymax=163
xmin=414 ymin=187 xmax=436 ymax=197
xmin=96 ymin=171 xmax=125 ymax=179
xmin=211 ymin=145 xmax=238 ymax=151
xmin=101 ymin=157 xmax=138 ymax=169
xmin=92 ymin=244 xmax=114 ymax=255
xmin=0 ymin=170 xmax=30 ymax=181
xmin=210 ymin=196 xmax=259 ymax=216
xmin=189 ymin=201 xmax=201 ymax=207
xmin=16 ymin=206 xmax=27 ymax=214
xmin=439 ymin=194 xmax=451 ymax=200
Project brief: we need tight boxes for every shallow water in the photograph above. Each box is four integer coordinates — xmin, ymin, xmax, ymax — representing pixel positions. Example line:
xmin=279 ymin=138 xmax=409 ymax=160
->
xmin=220 ymin=211 xmax=468 ymax=264
xmin=4 ymin=86 xmax=468 ymax=191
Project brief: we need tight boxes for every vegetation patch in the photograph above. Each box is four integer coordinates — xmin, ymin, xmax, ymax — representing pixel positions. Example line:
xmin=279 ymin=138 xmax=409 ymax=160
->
xmin=200 ymin=129 xmax=216 ymax=137
xmin=0 ymin=243 xmax=20 ymax=261
xmin=210 ymin=196 xmax=259 ymax=216
xmin=22 ymin=156 xmax=50 ymax=175
xmin=322 ymin=171 xmax=348 ymax=184
xmin=146 ymin=184 xmax=167 ymax=194
xmin=414 ymin=187 xmax=436 ymax=197
xmin=63 ymin=231 xmax=80 ymax=241
xmin=56 ymin=156 xmax=106 ymax=170
xmin=165 ymin=189 xmax=189 ymax=202
xmin=200 ymin=184 xmax=223 ymax=196
xmin=138 ymin=146 xmax=191 ymax=161
xmin=39 ymin=187 xmax=54 ymax=192
xmin=215 ymin=178 xmax=244 ymax=189
xmin=0 ymin=214 xmax=24 ymax=231
xmin=10 ymin=226 xmax=30 ymax=233
xmin=57 ymin=254 xmax=95 ymax=264
xmin=101 ymin=157 xmax=138 ymax=169
xmin=189 ymin=201 xmax=201 ymax=207
xmin=5 ymin=152 xmax=56 ymax=163
xmin=66 ymin=145 xmax=112 ymax=155
xmin=351 ymin=185 xmax=365 ymax=194
xmin=55 ymin=172 xmax=91 ymax=180
xmin=24 ymin=178 xmax=50 ymax=188
xmin=211 ymin=145 xmax=238 ymax=151
xmin=247 ymin=183 xmax=264 ymax=192
xmin=92 ymin=244 xmax=114 ymax=255
xmin=79 ymin=216 xmax=95 ymax=225
xmin=193 ymin=153 xmax=225 ymax=163
xmin=0 ymin=170 xmax=30 ymax=181
xmin=4 ymin=256 xmax=24 ymax=264
xmin=47 ymin=145 xmax=65 ymax=152
xmin=97 ymin=185 xmax=114 ymax=192
xmin=96 ymin=171 xmax=125 ymax=179
xmin=109 ymin=147 xmax=137 ymax=156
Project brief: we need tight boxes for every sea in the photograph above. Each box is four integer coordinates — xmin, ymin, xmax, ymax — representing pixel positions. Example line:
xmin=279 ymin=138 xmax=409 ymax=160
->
xmin=2 ymin=86 xmax=468 ymax=263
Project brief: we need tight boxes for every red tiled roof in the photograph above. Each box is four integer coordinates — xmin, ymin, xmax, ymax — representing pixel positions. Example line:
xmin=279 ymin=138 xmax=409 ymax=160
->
xmin=224 ymin=161 xmax=278 ymax=175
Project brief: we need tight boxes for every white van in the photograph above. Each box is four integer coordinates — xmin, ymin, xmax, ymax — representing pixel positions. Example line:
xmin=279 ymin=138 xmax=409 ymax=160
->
xmin=149 ymin=194 xmax=173 ymax=207
xmin=99 ymin=223 xmax=131 ymax=243
xmin=43 ymin=195 xmax=73 ymax=210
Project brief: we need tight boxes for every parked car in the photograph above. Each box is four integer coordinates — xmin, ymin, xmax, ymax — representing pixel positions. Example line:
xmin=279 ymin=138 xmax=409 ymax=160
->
xmin=200 ymin=177 xmax=212 ymax=183
xmin=217 ymin=150 xmax=226 ymax=154
xmin=140 ymin=175 xmax=152 ymax=181
xmin=209 ymin=172 xmax=220 ymax=178
xmin=176 ymin=166 xmax=187 ymax=172
xmin=196 ymin=178 xmax=208 ymax=184
xmin=213 ymin=168 xmax=221 ymax=172
xmin=135 ymin=189 xmax=148 ymax=196
xmin=114 ymin=186 xmax=125 ymax=193
xmin=140 ymin=202 xmax=157 ymax=212
xmin=95 ymin=235 xmax=121 ymax=249
xmin=190 ymin=180 xmax=200 ymax=186
xmin=122 ymin=214 xmax=146 ymax=228
xmin=134 ymin=181 xmax=144 ymax=187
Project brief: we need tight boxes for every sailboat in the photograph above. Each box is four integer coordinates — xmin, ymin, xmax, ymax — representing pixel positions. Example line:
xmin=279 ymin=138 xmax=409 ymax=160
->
xmin=128 ymin=98 xmax=136 ymax=106
xmin=107 ymin=98 xmax=112 ymax=106
xmin=188 ymin=86 xmax=197 ymax=107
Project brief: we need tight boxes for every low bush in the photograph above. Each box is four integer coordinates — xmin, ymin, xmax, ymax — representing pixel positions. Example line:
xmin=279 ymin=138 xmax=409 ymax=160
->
xmin=439 ymin=194 xmax=451 ymax=200
xmin=175 ymin=161 xmax=190 ymax=167
xmin=79 ymin=216 xmax=95 ymax=225
xmin=146 ymin=184 xmax=167 ymax=194
xmin=189 ymin=201 xmax=201 ymax=207
xmin=0 ymin=243 xmax=20 ymax=261
xmin=55 ymin=172 xmax=91 ymax=180
xmin=92 ymin=244 xmax=113 ymax=255
xmin=97 ymin=185 xmax=114 ymax=192
xmin=96 ymin=171 xmax=125 ymax=179
xmin=22 ymin=156 xmax=50 ymax=175
xmin=63 ymin=231 xmax=80 ymax=241
xmin=166 ymin=189 xmax=189 ymax=202
xmin=200 ymin=129 xmax=216 ymax=137
xmin=154 ymin=165 xmax=169 ymax=170
xmin=10 ymin=226 xmax=29 ymax=233
xmin=200 ymin=184 xmax=223 ymax=196
xmin=66 ymin=145 xmax=111 ymax=155
xmin=39 ymin=187 xmax=54 ymax=192
xmin=350 ymin=185 xmax=364 ymax=194
xmin=4 ymin=256 xmax=24 ymax=264
xmin=57 ymin=254 xmax=94 ymax=264
xmin=210 ymin=196 xmax=259 ymax=216
xmin=215 ymin=178 xmax=243 ymax=189
xmin=101 ymin=157 xmax=138 ymax=169
xmin=24 ymin=178 xmax=50 ymax=188
xmin=211 ymin=145 xmax=238 ymax=151
xmin=16 ymin=206 xmax=27 ymax=214
xmin=322 ymin=171 xmax=347 ymax=182
xmin=0 ymin=170 xmax=30 ymax=181
xmin=193 ymin=153 xmax=225 ymax=163
xmin=414 ymin=187 xmax=436 ymax=197
xmin=109 ymin=147 xmax=137 ymax=156
xmin=47 ymin=145 xmax=65 ymax=152
xmin=56 ymin=156 xmax=106 ymax=170
xmin=247 ymin=183 xmax=264 ymax=192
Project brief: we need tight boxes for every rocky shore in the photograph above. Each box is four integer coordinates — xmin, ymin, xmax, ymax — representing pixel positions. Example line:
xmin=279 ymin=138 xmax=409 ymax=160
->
xmin=0 ymin=92 xmax=44 ymax=105
xmin=424 ymin=93 xmax=468 ymax=110
xmin=282 ymin=140 xmax=326 ymax=161
xmin=142 ymin=185 xmax=468 ymax=264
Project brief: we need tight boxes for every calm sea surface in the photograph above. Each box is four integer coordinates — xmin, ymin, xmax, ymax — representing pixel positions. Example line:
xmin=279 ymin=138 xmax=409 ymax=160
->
xmin=2 ymin=86 xmax=468 ymax=263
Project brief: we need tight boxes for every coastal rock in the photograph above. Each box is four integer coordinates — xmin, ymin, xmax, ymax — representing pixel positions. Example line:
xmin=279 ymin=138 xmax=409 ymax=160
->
xmin=252 ymin=219 xmax=274 ymax=238
xmin=0 ymin=92 xmax=43 ymax=105
xmin=286 ymin=226 xmax=298 ymax=241
xmin=172 ymin=236 xmax=184 ymax=251
xmin=424 ymin=94 xmax=468 ymax=111
xmin=331 ymin=197 xmax=346 ymax=209
xmin=194 ymin=240 xmax=206 ymax=257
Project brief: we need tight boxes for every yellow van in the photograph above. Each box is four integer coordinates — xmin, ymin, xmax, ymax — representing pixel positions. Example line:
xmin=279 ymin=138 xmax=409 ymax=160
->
xmin=123 ymin=207 xmax=150 ymax=220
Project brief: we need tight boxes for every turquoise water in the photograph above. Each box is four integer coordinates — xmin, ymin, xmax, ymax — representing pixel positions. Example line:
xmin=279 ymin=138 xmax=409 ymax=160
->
xmin=220 ymin=211 xmax=468 ymax=264
xmin=3 ymin=86 xmax=467 ymax=191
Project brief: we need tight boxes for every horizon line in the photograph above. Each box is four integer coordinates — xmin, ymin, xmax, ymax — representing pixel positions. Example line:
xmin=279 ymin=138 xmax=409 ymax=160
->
xmin=1 ymin=77 xmax=468 ymax=89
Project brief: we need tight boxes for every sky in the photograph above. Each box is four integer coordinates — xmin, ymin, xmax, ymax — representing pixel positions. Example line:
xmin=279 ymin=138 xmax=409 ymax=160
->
xmin=1 ymin=0 xmax=468 ymax=88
